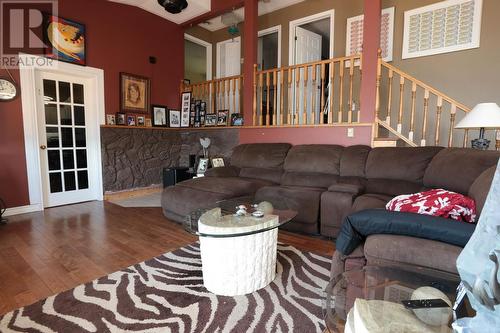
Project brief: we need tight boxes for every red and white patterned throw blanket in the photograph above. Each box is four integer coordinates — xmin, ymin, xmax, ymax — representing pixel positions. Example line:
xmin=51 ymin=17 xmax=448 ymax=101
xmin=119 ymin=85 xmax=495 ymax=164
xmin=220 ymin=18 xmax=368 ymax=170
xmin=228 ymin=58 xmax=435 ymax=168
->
xmin=386 ymin=189 xmax=477 ymax=223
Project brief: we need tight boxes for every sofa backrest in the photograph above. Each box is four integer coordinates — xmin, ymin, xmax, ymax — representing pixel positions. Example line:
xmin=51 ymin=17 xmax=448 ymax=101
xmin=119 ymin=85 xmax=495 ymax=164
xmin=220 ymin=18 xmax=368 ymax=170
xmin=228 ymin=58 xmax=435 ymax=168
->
xmin=365 ymin=147 xmax=443 ymax=195
xmin=281 ymin=144 xmax=344 ymax=187
xmin=230 ymin=143 xmax=291 ymax=183
xmin=424 ymin=148 xmax=500 ymax=195
xmin=340 ymin=145 xmax=371 ymax=178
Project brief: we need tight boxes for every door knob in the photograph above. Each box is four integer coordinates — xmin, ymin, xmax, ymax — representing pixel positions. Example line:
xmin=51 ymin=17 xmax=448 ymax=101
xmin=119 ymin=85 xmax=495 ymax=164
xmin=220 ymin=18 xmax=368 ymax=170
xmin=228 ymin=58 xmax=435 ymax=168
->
xmin=40 ymin=145 xmax=47 ymax=150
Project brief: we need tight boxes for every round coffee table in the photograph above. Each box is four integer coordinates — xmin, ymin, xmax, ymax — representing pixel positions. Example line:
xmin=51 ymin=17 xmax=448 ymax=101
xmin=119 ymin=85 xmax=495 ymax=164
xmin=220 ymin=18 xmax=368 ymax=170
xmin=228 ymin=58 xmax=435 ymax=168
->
xmin=184 ymin=197 xmax=297 ymax=296
xmin=324 ymin=266 xmax=460 ymax=333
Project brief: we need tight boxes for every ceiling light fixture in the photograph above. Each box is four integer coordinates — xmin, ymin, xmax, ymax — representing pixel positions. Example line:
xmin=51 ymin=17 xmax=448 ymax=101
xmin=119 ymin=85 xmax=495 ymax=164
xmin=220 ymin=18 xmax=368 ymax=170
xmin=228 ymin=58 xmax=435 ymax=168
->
xmin=157 ymin=0 xmax=188 ymax=14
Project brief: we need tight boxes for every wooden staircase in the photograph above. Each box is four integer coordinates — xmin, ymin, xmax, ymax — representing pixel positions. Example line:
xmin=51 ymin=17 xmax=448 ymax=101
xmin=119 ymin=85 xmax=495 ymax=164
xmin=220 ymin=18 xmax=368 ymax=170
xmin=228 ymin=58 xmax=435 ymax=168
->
xmin=373 ymin=51 xmax=499 ymax=150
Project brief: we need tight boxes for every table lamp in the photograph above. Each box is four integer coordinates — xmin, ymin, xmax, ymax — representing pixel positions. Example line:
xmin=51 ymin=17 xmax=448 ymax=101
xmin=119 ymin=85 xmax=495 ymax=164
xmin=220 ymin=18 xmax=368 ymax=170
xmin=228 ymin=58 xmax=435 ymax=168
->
xmin=455 ymin=103 xmax=500 ymax=150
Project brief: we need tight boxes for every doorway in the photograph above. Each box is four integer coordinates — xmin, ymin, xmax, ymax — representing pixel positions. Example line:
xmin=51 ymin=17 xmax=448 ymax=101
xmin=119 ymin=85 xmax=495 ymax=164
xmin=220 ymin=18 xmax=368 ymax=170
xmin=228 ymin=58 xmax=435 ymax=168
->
xmin=184 ymin=34 xmax=212 ymax=83
xmin=216 ymin=36 xmax=241 ymax=78
xmin=289 ymin=10 xmax=335 ymax=124
xmin=19 ymin=55 xmax=104 ymax=210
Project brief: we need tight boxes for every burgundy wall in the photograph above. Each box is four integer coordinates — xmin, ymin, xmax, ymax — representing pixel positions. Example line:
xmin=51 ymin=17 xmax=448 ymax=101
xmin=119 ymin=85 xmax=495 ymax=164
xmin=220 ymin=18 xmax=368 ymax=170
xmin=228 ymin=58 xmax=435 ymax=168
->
xmin=240 ymin=127 xmax=373 ymax=145
xmin=0 ymin=0 xmax=184 ymax=208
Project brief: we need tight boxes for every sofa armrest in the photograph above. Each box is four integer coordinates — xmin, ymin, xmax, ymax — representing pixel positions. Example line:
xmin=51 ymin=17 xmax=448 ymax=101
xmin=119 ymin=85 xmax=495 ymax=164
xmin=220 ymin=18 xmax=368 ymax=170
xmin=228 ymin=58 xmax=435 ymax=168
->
xmin=328 ymin=183 xmax=364 ymax=195
xmin=204 ymin=166 xmax=240 ymax=178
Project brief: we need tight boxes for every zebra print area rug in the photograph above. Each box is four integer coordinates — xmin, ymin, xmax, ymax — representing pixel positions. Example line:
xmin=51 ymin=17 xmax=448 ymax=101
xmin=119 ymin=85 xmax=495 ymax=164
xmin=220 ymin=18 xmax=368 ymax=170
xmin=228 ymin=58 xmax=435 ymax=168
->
xmin=0 ymin=243 xmax=331 ymax=332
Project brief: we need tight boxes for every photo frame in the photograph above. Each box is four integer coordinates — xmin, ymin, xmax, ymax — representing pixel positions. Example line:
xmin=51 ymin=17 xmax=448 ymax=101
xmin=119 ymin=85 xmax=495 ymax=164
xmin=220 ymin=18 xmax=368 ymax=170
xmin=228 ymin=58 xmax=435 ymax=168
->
xmin=137 ymin=116 xmax=145 ymax=126
xmin=205 ymin=114 xmax=217 ymax=127
xmin=181 ymin=92 xmax=191 ymax=127
xmin=169 ymin=109 xmax=181 ymax=128
xmin=197 ymin=157 xmax=209 ymax=175
xmin=43 ymin=14 xmax=86 ymax=65
xmin=217 ymin=110 xmax=228 ymax=126
xmin=127 ymin=114 xmax=136 ymax=126
xmin=116 ymin=112 xmax=126 ymax=125
xmin=106 ymin=114 xmax=116 ymax=125
xmin=145 ymin=118 xmax=152 ymax=127
xmin=211 ymin=157 xmax=225 ymax=168
xmin=152 ymin=105 xmax=168 ymax=127
xmin=120 ymin=73 xmax=151 ymax=114
xmin=231 ymin=113 xmax=244 ymax=126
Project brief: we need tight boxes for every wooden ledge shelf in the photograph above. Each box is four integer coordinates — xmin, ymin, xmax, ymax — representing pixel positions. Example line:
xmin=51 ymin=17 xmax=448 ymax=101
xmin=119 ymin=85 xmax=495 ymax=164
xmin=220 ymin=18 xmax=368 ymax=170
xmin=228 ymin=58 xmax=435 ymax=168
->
xmin=101 ymin=123 xmax=373 ymax=131
xmin=100 ymin=125 xmax=237 ymax=131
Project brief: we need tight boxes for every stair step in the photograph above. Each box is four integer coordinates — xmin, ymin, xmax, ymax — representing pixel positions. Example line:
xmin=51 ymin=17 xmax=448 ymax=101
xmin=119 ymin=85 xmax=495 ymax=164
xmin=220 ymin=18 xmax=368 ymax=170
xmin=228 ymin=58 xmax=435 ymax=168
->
xmin=372 ymin=137 xmax=400 ymax=148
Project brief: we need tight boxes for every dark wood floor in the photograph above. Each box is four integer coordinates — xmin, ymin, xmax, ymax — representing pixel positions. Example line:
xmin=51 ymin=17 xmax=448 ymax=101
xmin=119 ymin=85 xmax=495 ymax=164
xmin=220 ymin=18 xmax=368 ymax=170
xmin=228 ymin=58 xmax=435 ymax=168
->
xmin=0 ymin=201 xmax=334 ymax=315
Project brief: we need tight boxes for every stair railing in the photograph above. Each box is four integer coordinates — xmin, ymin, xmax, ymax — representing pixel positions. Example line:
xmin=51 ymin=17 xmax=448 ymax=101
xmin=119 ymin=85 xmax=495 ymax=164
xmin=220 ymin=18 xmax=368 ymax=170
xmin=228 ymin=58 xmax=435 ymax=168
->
xmin=253 ymin=55 xmax=363 ymax=127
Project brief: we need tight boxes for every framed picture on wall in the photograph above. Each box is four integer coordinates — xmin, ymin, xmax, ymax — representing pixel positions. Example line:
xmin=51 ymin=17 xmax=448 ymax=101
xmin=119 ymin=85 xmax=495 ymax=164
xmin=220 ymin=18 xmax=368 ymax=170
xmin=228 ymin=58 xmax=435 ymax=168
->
xmin=169 ymin=109 xmax=181 ymax=128
xmin=43 ymin=14 xmax=86 ymax=65
xmin=152 ymin=105 xmax=168 ymax=127
xmin=120 ymin=72 xmax=151 ymax=114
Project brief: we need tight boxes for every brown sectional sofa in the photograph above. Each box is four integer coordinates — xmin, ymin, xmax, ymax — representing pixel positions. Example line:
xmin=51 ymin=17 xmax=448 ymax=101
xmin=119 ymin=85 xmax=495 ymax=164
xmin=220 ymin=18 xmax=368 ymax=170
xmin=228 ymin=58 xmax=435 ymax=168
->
xmin=162 ymin=143 xmax=499 ymax=275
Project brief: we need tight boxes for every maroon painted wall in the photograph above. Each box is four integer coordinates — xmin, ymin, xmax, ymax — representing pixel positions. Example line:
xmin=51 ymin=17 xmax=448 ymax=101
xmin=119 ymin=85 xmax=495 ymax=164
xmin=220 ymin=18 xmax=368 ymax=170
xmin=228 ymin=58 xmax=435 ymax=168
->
xmin=0 ymin=0 xmax=184 ymax=208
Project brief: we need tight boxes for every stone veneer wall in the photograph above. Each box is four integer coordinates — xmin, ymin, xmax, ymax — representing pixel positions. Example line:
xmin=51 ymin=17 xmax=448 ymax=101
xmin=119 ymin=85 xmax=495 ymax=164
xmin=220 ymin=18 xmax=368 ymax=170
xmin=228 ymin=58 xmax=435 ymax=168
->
xmin=101 ymin=127 xmax=240 ymax=192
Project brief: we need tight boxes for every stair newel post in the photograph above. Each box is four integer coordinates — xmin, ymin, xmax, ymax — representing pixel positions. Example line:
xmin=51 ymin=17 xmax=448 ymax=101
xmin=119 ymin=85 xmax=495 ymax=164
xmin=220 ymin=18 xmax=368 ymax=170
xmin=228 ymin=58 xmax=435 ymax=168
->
xmin=448 ymin=104 xmax=457 ymax=147
xmin=435 ymin=96 xmax=443 ymax=145
xmin=409 ymin=82 xmax=417 ymax=141
xmin=374 ymin=49 xmax=382 ymax=136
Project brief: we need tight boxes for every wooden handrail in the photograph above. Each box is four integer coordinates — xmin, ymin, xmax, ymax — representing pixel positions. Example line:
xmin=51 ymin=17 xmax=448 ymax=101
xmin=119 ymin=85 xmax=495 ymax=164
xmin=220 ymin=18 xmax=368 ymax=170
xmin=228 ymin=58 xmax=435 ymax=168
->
xmin=256 ymin=54 xmax=362 ymax=75
xmin=381 ymin=61 xmax=471 ymax=113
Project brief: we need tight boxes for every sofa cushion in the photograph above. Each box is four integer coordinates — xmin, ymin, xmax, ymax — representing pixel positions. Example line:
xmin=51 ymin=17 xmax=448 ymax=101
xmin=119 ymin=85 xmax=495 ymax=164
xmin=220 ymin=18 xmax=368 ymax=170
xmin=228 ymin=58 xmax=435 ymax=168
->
xmin=352 ymin=193 xmax=393 ymax=212
xmin=281 ymin=172 xmax=339 ymax=188
xmin=424 ymin=148 xmax=500 ymax=194
xmin=365 ymin=179 xmax=424 ymax=196
xmin=230 ymin=143 xmax=291 ymax=169
xmin=284 ymin=144 xmax=344 ymax=174
xmin=468 ymin=166 xmax=496 ymax=216
xmin=177 ymin=177 xmax=273 ymax=197
xmin=366 ymin=147 xmax=443 ymax=183
xmin=340 ymin=145 xmax=371 ymax=177
xmin=255 ymin=186 xmax=323 ymax=225
xmin=364 ymin=234 xmax=463 ymax=274
xmin=239 ymin=167 xmax=284 ymax=184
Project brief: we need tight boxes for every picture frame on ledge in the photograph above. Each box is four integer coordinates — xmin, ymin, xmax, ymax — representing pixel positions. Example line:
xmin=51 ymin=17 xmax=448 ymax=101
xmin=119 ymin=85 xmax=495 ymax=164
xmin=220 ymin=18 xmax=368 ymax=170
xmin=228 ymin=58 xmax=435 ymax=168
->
xmin=217 ymin=110 xmax=228 ymax=126
xmin=205 ymin=114 xmax=217 ymax=127
xmin=231 ymin=113 xmax=244 ymax=126
xmin=116 ymin=112 xmax=126 ymax=125
xmin=106 ymin=114 xmax=116 ymax=125
xmin=137 ymin=115 xmax=145 ymax=126
xmin=211 ymin=157 xmax=225 ymax=168
xmin=127 ymin=114 xmax=136 ymax=126
xmin=120 ymin=72 xmax=151 ymax=114
xmin=196 ymin=157 xmax=209 ymax=176
xmin=152 ymin=105 xmax=168 ymax=127
xmin=145 ymin=118 xmax=152 ymax=127
xmin=169 ymin=109 xmax=181 ymax=128
xmin=181 ymin=92 xmax=191 ymax=128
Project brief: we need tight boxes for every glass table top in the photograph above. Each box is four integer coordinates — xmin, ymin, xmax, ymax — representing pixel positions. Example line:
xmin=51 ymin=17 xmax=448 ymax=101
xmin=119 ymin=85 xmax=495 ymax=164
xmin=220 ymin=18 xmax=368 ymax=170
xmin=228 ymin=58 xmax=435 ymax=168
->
xmin=184 ymin=196 xmax=297 ymax=238
xmin=324 ymin=265 xmax=460 ymax=333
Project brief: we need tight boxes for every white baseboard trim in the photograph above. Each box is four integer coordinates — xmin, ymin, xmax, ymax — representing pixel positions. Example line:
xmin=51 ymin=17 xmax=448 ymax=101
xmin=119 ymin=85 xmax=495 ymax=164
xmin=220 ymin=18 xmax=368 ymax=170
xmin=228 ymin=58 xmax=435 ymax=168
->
xmin=4 ymin=204 xmax=43 ymax=217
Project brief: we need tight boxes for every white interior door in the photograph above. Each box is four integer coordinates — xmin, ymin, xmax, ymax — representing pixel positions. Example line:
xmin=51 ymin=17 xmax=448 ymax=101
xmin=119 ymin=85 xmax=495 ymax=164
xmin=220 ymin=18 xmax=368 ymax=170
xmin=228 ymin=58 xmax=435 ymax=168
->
xmin=217 ymin=37 xmax=241 ymax=78
xmin=36 ymin=71 xmax=100 ymax=207
xmin=294 ymin=26 xmax=322 ymax=124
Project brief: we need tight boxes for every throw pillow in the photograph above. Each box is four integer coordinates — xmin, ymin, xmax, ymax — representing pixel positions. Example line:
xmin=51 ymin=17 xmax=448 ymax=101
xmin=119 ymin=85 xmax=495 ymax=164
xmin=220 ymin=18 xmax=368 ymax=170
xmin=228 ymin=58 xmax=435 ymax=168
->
xmin=386 ymin=189 xmax=477 ymax=223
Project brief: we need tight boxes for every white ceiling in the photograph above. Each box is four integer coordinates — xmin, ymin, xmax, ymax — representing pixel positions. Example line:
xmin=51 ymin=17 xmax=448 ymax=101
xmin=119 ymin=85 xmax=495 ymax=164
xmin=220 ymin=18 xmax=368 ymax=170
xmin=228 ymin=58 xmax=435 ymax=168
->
xmin=108 ymin=0 xmax=211 ymax=25
xmin=199 ymin=0 xmax=305 ymax=32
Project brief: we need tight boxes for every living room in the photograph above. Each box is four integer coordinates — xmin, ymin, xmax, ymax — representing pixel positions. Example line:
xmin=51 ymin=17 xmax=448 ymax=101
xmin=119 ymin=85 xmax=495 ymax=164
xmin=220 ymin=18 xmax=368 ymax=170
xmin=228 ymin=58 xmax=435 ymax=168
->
xmin=1 ymin=0 xmax=500 ymax=332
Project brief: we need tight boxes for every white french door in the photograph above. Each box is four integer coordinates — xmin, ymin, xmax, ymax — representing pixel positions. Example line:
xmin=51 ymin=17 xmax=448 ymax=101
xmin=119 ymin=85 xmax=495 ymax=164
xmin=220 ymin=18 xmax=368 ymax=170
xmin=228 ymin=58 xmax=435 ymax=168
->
xmin=36 ymin=71 xmax=100 ymax=207
xmin=293 ymin=26 xmax=322 ymax=124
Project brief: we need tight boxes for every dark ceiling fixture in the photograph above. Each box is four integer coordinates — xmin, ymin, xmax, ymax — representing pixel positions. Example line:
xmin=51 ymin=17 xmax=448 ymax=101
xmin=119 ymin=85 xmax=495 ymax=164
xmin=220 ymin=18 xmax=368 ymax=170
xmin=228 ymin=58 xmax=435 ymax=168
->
xmin=157 ymin=0 xmax=188 ymax=14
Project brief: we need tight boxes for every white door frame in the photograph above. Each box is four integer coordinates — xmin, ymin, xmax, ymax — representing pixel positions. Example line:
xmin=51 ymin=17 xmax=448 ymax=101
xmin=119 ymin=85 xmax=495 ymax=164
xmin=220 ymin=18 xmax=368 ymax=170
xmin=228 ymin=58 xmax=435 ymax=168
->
xmin=289 ymin=9 xmax=335 ymax=66
xmin=258 ymin=25 xmax=282 ymax=68
xmin=184 ymin=33 xmax=213 ymax=81
xmin=216 ymin=36 xmax=241 ymax=79
xmin=18 ymin=53 xmax=105 ymax=211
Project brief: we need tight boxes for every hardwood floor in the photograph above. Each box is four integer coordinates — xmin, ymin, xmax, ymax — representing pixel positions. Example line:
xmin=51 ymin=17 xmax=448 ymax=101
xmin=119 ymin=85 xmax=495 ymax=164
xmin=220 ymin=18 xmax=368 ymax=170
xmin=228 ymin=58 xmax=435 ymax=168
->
xmin=0 ymin=201 xmax=334 ymax=315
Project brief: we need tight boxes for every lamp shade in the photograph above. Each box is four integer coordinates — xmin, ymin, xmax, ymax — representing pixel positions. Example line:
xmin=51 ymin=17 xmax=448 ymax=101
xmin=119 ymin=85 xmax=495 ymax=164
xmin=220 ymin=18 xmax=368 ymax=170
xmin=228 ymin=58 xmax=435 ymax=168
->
xmin=455 ymin=103 xmax=500 ymax=129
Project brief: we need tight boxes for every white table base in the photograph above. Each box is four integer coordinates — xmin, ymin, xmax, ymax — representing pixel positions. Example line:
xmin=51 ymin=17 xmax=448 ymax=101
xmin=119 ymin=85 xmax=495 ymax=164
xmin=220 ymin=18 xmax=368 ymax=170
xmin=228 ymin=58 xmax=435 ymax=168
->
xmin=199 ymin=228 xmax=278 ymax=296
